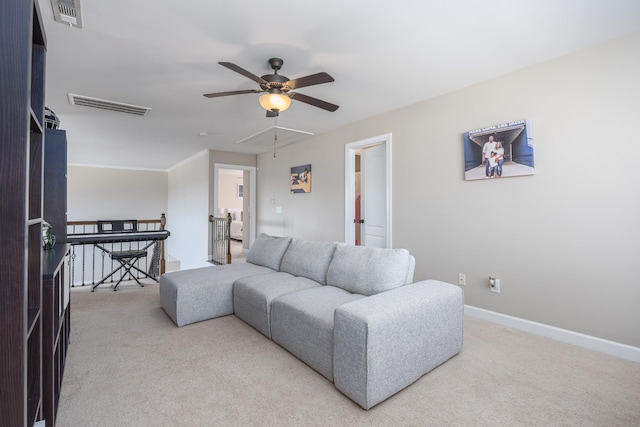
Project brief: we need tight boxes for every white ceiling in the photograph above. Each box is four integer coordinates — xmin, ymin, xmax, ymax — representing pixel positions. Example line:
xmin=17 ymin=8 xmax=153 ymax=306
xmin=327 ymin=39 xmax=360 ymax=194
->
xmin=39 ymin=0 xmax=640 ymax=171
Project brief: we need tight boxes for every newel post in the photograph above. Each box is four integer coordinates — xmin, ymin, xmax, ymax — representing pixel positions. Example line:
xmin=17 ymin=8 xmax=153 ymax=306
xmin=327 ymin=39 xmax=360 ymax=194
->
xmin=160 ymin=213 xmax=167 ymax=274
xmin=226 ymin=213 xmax=232 ymax=265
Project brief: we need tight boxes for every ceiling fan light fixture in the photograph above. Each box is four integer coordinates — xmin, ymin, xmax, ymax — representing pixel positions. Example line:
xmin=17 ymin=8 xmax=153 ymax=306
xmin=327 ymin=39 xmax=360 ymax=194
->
xmin=259 ymin=91 xmax=291 ymax=112
xmin=206 ymin=59 xmax=338 ymax=113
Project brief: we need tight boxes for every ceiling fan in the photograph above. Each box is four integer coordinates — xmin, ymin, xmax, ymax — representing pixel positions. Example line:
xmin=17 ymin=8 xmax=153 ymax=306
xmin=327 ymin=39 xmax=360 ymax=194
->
xmin=203 ymin=58 xmax=339 ymax=117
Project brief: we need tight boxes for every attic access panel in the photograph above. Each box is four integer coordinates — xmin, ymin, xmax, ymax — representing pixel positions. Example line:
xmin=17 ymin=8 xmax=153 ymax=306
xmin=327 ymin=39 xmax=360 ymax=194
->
xmin=235 ymin=126 xmax=314 ymax=152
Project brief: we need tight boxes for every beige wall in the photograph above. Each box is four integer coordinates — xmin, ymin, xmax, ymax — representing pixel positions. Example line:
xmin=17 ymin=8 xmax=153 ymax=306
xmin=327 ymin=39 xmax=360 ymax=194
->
xmin=255 ymin=32 xmax=640 ymax=347
xmin=218 ymin=173 xmax=243 ymax=212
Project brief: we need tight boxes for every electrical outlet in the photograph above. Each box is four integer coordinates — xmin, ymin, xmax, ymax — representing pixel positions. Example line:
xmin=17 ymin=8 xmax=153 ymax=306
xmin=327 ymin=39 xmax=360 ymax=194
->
xmin=490 ymin=277 xmax=501 ymax=293
xmin=458 ymin=273 xmax=466 ymax=286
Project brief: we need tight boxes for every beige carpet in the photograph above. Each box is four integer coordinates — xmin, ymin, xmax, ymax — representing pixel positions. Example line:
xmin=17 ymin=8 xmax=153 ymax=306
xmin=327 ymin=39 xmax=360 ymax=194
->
xmin=230 ymin=239 xmax=247 ymax=262
xmin=57 ymin=282 xmax=640 ymax=427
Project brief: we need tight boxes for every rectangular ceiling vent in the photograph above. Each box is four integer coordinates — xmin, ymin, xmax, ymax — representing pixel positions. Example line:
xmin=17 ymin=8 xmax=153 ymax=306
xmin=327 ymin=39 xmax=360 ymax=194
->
xmin=236 ymin=127 xmax=314 ymax=150
xmin=68 ymin=94 xmax=152 ymax=117
xmin=51 ymin=0 xmax=83 ymax=28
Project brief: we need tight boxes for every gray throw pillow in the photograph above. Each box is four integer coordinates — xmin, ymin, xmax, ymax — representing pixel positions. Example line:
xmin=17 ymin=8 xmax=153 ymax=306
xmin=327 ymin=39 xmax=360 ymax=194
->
xmin=246 ymin=233 xmax=292 ymax=271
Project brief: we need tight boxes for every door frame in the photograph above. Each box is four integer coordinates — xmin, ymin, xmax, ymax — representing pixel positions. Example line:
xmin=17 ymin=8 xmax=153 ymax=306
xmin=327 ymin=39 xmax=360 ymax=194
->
xmin=213 ymin=163 xmax=257 ymax=246
xmin=344 ymin=133 xmax=392 ymax=248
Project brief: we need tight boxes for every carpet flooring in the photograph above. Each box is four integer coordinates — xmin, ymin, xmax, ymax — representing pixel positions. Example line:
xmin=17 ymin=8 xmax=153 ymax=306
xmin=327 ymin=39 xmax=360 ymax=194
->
xmin=56 ymin=282 xmax=640 ymax=426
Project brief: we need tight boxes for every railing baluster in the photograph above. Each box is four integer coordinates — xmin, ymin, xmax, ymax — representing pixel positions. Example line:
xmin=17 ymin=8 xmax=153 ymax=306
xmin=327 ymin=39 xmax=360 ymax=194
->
xmin=67 ymin=215 xmax=167 ymax=287
xmin=208 ymin=214 xmax=232 ymax=265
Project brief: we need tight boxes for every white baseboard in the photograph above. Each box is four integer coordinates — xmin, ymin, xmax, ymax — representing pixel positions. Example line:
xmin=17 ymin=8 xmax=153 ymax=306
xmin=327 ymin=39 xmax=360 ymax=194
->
xmin=464 ymin=305 xmax=640 ymax=363
xmin=165 ymin=259 xmax=180 ymax=272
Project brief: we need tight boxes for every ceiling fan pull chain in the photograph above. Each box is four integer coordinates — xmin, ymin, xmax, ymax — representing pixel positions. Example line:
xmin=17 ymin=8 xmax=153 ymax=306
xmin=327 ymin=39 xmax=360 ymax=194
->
xmin=273 ymin=115 xmax=278 ymax=158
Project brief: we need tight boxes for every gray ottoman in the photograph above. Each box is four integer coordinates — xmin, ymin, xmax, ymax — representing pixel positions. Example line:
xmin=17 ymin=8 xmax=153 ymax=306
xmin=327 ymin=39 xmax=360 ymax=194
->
xmin=159 ymin=263 xmax=274 ymax=327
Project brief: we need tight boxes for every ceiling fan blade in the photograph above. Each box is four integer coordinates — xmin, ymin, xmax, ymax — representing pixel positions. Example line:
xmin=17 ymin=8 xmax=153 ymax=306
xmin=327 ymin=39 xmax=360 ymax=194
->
xmin=219 ymin=62 xmax=268 ymax=85
xmin=289 ymin=92 xmax=339 ymax=112
xmin=203 ymin=89 xmax=262 ymax=98
xmin=286 ymin=72 xmax=334 ymax=90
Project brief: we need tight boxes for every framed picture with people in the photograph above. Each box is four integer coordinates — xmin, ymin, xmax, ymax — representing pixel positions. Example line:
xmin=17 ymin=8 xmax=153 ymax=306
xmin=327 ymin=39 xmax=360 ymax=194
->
xmin=462 ymin=119 xmax=534 ymax=181
xmin=290 ymin=164 xmax=312 ymax=193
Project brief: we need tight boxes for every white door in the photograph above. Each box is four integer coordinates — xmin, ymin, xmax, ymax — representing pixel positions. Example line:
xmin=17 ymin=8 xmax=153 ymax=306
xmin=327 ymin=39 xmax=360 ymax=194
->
xmin=344 ymin=133 xmax=392 ymax=248
xmin=361 ymin=143 xmax=387 ymax=248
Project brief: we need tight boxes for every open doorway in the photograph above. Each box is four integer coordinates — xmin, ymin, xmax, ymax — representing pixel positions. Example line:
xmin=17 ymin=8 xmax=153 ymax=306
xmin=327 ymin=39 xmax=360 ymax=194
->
xmin=213 ymin=163 xmax=256 ymax=253
xmin=345 ymin=133 xmax=392 ymax=248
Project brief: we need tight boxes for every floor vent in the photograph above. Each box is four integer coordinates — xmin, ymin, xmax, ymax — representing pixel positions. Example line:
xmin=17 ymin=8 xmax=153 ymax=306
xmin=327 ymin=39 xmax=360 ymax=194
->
xmin=68 ymin=94 xmax=152 ymax=117
xmin=51 ymin=0 xmax=83 ymax=28
xmin=236 ymin=127 xmax=314 ymax=151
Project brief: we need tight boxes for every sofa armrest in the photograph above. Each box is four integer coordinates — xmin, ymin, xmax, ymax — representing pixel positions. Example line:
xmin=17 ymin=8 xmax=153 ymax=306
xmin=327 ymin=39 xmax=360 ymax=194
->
xmin=333 ymin=280 xmax=464 ymax=409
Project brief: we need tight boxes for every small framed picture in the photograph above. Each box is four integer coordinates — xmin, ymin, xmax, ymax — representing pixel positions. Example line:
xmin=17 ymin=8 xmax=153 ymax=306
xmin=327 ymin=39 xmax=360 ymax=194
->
xmin=463 ymin=119 xmax=534 ymax=181
xmin=290 ymin=164 xmax=311 ymax=193
xmin=237 ymin=184 xmax=243 ymax=198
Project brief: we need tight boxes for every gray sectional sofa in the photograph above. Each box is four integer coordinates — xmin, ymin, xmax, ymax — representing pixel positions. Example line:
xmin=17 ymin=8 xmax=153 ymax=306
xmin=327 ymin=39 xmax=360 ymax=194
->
xmin=160 ymin=233 xmax=463 ymax=409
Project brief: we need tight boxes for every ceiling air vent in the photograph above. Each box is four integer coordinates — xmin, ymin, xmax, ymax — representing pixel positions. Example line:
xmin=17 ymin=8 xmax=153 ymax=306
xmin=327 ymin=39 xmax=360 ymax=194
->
xmin=236 ymin=127 xmax=314 ymax=151
xmin=68 ymin=94 xmax=152 ymax=117
xmin=51 ymin=0 xmax=83 ymax=28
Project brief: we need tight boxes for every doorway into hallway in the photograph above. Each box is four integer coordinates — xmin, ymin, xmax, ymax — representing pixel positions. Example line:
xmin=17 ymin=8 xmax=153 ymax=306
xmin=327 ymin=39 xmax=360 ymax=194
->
xmin=213 ymin=163 xmax=257 ymax=248
xmin=345 ymin=133 xmax=392 ymax=248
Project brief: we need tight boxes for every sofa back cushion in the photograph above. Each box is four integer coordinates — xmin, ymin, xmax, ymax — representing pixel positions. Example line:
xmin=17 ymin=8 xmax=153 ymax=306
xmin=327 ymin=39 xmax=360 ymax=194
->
xmin=280 ymin=239 xmax=338 ymax=284
xmin=326 ymin=244 xmax=414 ymax=296
xmin=246 ymin=233 xmax=292 ymax=271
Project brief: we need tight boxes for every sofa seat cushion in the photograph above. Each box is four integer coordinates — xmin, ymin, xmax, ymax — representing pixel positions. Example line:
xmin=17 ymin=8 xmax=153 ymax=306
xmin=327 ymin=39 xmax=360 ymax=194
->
xmin=233 ymin=272 xmax=322 ymax=338
xmin=246 ymin=233 xmax=292 ymax=271
xmin=270 ymin=286 xmax=365 ymax=381
xmin=159 ymin=263 xmax=275 ymax=327
xmin=279 ymin=238 xmax=338 ymax=284
xmin=326 ymin=244 xmax=414 ymax=296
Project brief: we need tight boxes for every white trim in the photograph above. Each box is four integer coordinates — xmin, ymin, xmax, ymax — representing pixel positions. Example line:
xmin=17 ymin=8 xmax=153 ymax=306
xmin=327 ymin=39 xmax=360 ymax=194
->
xmin=68 ymin=163 xmax=168 ymax=173
xmin=344 ymin=133 xmax=392 ymax=247
xmin=72 ymin=149 xmax=212 ymax=173
xmin=465 ymin=305 xmax=640 ymax=363
xmin=168 ymin=150 xmax=209 ymax=172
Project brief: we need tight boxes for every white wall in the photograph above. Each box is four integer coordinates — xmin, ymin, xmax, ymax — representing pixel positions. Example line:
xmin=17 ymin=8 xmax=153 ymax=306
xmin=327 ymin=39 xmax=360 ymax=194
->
xmin=255 ymin=32 xmax=640 ymax=347
xmin=167 ymin=151 xmax=210 ymax=270
xmin=67 ymin=166 xmax=169 ymax=285
xmin=68 ymin=166 xmax=167 ymax=221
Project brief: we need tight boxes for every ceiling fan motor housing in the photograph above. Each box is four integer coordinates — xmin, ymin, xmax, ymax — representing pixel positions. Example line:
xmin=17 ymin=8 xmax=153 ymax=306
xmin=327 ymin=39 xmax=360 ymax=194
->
xmin=261 ymin=74 xmax=289 ymax=92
